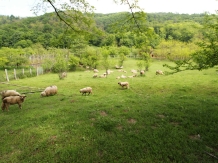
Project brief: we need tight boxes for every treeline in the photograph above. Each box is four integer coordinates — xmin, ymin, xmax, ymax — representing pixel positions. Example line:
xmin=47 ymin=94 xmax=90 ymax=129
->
xmin=0 ymin=12 xmax=205 ymax=49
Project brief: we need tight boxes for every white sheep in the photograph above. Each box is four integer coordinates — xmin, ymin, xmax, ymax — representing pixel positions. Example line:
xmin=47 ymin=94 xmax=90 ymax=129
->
xmin=59 ymin=72 xmax=67 ymax=79
xmin=118 ymin=82 xmax=129 ymax=89
xmin=93 ymin=69 xmax=99 ymax=73
xmin=40 ymin=85 xmax=58 ymax=97
xmin=93 ymin=73 xmax=98 ymax=78
xmin=99 ymin=74 xmax=107 ymax=78
xmin=131 ymin=69 xmax=137 ymax=73
xmin=2 ymin=95 xmax=27 ymax=111
xmin=140 ymin=70 xmax=145 ymax=75
xmin=1 ymin=90 xmax=21 ymax=100
xmin=80 ymin=87 xmax=92 ymax=95
xmin=156 ymin=70 xmax=164 ymax=75
xmin=106 ymin=70 xmax=113 ymax=74
xmin=121 ymin=74 xmax=127 ymax=79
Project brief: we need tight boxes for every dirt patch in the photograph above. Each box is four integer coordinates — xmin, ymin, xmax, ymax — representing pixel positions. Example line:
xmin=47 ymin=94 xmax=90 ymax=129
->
xmin=128 ymin=118 xmax=137 ymax=124
xmin=100 ymin=111 xmax=107 ymax=116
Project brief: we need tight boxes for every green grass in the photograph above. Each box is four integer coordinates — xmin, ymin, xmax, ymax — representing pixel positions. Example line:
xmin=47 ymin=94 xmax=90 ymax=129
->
xmin=1 ymin=59 xmax=218 ymax=163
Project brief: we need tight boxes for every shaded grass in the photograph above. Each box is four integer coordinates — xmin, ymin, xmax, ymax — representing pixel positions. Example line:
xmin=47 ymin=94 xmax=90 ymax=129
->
xmin=1 ymin=59 xmax=218 ymax=162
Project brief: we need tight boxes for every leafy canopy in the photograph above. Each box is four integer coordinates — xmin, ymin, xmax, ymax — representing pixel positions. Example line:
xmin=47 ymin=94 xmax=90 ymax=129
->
xmin=164 ymin=13 xmax=218 ymax=73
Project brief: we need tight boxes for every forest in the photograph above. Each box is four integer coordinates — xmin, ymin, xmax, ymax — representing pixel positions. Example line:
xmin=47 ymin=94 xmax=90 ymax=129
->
xmin=0 ymin=11 xmax=215 ymax=73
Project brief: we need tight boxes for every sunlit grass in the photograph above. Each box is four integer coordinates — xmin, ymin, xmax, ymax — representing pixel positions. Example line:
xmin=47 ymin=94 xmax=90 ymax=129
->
xmin=1 ymin=59 xmax=218 ymax=162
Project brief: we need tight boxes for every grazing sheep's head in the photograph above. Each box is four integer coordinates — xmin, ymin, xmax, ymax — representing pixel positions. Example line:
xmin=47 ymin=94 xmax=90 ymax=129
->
xmin=20 ymin=95 xmax=27 ymax=101
xmin=40 ymin=91 xmax=46 ymax=97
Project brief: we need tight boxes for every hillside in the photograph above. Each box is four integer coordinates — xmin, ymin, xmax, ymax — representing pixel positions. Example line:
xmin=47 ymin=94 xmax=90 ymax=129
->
xmin=0 ymin=12 xmax=205 ymax=49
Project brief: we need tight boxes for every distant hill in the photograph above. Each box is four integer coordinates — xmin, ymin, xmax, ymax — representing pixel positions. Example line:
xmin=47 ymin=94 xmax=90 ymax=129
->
xmin=0 ymin=12 xmax=205 ymax=48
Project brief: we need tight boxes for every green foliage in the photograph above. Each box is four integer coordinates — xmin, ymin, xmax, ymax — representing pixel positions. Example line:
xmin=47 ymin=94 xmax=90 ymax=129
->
xmin=164 ymin=13 xmax=218 ymax=73
xmin=68 ymin=55 xmax=79 ymax=71
xmin=101 ymin=47 xmax=114 ymax=71
xmin=0 ymin=56 xmax=8 ymax=67
xmin=118 ymin=46 xmax=130 ymax=56
xmin=52 ymin=55 xmax=69 ymax=73
xmin=191 ymin=14 xmax=218 ymax=69
xmin=42 ymin=57 xmax=55 ymax=73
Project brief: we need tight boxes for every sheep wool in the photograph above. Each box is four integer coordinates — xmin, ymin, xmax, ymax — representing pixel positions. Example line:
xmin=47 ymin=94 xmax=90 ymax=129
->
xmin=41 ymin=85 xmax=58 ymax=97
xmin=80 ymin=87 xmax=92 ymax=95
xmin=1 ymin=90 xmax=21 ymax=100
xmin=118 ymin=82 xmax=129 ymax=89
xmin=2 ymin=95 xmax=26 ymax=111
xmin=156 ymin=70 xmax=164 ymax=75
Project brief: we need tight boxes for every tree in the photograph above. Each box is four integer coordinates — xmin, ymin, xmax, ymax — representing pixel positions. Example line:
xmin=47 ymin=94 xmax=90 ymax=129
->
xmin=33 ymin=0 xmax=146 ymax=35
xmin=101 ymin=47 xmax=114 ymax=74
xmin=68 ymin=55 xmax=79 ymax=71
xmin=52 ymin=54 xmax=69 ymax=73
xmin=163 ymin=13 xmax=218 ymax=73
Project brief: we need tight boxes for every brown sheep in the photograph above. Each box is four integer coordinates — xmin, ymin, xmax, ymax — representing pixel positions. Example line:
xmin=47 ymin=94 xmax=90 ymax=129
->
xmin=2 ymin=95 xmax=27 ymax=111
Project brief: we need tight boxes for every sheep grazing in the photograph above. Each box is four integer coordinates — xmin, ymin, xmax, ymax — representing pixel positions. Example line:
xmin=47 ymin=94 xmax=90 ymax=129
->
xmin=131 ymin=69 xmax=137 ymax=73
xmin=2 ymin=95 xmax=26 ymax=111
xmin=99 ymin=74 xmax=107 ymax=78
xmin=1 ymin=90 xmax=21 ymax=100
xmin=93 ymin=73 xmax=98 ymax=78
xmin=59 ymin=72 xmax=67 ymax=79
xmin=93 ymin=69 xmax=99 ymax=73
xmin=140 ymin=70 xmax=145 ymax=75
xmin=106 ymin=69 xmax=113 ymax=74
xmin=156 ymin=70 xmax=164 ymax=75
xmin=80 ymin=87 xmax=92 ymax=95
xmin=41 ymin=85 xmax=58 ymax=97
xmin=118 ymin=82 xmax=129 ymax=89
xmin=121 ymin=74 xmax=127 ymax=79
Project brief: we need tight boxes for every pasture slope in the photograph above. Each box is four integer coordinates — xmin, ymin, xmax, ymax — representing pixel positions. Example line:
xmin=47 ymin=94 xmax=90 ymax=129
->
xmin=0 ymin=59 xmax=218 ymax=163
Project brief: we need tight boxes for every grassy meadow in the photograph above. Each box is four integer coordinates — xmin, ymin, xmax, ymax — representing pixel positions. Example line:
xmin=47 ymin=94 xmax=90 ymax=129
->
xmin=0 ymin=58 xmax=218 ymax=163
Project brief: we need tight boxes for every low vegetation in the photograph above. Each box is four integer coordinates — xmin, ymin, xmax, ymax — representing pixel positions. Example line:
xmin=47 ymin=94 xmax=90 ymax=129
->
xmin=1 ymin=59 xmax=218 ymax=162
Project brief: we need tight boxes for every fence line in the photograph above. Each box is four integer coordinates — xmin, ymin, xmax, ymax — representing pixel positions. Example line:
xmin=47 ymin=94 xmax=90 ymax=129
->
xmin=3 ymin=67 xmax=43 ymax=82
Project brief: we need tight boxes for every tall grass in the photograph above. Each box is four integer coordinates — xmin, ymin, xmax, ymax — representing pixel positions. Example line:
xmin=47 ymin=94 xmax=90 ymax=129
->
xmin=0 ymin=59 xmax=218 ymax=163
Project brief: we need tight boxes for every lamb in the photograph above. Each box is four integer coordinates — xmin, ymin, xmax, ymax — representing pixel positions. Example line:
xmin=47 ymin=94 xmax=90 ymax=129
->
xmin=118 ymin=82 xmax=129 ymax=89
xmin=140 ymin=70 xmax=145 ymax=75
xmin=59 ymin=72 xmax=67 ymax=79
xmin=1 ymin=95 xmax=26 ymax=111
xmin=93 ymin=73 xmax=98 ymax=78
xmin=156 ymin=70 xmax=164 ymax=75
xmin=99 ymin=74 xmax=107 ymax=78
xmin=131 ymin=69 xmax=137 ymax=73
xmin=80 ymin=87 xmax=92 ymax=95
xmin=40 ymin=85 xmax=58 ymax=97
xmin=93 ymin=69 xmax=99 ymax=73
xmin=121 ymin=74 xmax=127 ymax=79
xmin=1 ymin=90 xmax=21 ymax=100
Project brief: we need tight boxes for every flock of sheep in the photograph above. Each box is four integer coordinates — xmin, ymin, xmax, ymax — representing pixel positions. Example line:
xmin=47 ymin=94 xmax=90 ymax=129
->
xmin=1 ymin=69 xmax=164 ymax=111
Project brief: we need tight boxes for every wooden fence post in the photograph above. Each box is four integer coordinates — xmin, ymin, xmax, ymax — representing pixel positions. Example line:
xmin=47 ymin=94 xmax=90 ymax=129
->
xmin=14 ymin=69 xmax=17 ymax=80
xmin=22 ymin=68 xmax=25 ymax=75
xmin=30 ymin=68 xmax=32 ymax=75
xmin=37 ymin=66 xmax=39 ymax=76
xmin=5 ymin=69 xmax=9 ymax=82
